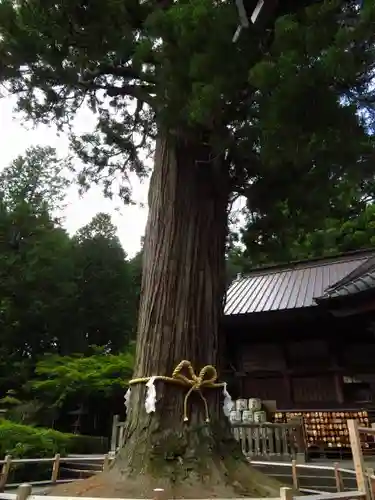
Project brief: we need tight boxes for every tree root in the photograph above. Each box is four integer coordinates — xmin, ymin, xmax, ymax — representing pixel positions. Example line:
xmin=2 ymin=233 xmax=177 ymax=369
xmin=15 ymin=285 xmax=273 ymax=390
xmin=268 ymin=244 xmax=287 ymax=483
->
xmin=48 ymin=455 xmax=282 ymax=498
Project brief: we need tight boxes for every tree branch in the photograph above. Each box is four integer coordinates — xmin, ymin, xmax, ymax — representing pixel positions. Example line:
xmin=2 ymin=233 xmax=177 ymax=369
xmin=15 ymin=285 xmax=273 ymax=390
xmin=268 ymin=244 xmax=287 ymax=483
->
xmin=81 ymin=63 xmax=156 ymax=85
xmin=78 ymin=78 xmax=156 ymax=108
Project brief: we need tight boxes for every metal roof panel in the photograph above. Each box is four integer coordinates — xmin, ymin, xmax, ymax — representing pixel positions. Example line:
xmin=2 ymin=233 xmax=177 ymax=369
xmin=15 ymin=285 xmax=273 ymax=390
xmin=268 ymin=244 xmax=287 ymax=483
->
xmin=224 ymin=252 xmax=372 ymax=315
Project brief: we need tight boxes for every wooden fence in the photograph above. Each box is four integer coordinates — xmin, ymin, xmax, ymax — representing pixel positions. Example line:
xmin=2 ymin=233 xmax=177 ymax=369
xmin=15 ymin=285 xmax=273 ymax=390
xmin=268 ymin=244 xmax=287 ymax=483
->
xmin=0 ymin=455 xmax=112 ymax=491
xmin=0 ymin=453 xmax=363 ymax=495
xmin=111 ymin=416 xmax=306 ymax=461
xmin=346 ymin=419 xmax=375 ymax=500
xmin=0 ymin=483 xmax=368 ymax=500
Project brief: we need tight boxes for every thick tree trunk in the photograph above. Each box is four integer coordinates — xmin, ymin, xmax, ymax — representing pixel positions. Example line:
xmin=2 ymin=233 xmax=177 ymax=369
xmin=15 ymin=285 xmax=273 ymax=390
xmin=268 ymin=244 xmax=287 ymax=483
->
xmin=49 ymin=131 xmax=281 ymax=498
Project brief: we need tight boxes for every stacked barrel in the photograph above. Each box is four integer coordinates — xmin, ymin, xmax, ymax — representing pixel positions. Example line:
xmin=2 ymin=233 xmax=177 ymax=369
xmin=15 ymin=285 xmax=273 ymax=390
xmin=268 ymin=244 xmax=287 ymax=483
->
xmin=228 ymin=398 xmax=268 ymax=424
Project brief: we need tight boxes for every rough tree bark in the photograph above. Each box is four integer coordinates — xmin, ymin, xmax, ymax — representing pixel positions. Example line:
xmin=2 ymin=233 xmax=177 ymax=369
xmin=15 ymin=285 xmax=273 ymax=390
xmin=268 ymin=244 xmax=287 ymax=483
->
xmin=50 ymin=130 xmax=281 ymax=498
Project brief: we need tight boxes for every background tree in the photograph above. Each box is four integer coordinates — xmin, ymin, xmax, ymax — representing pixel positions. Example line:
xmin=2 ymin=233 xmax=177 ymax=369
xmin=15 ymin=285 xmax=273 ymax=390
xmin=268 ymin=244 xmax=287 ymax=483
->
xmin=75 ymin=212 xmax=119 ymax=241
xmin=70 ymin=213 xmax=137 ymax=354
xmin=27 ymin=348 xmax=134 ymax=433
xmin=0 ymin=145 xmax=71 ymax=214
xmin=1 ymin=0 xmax=375 ymax=497
xmin=239 ymin=196 xmax=375 ymax=268
xmin=0 ymin=148 xmax=139 ymax=434
xmin=0 ymin=202 xmax=75 ymax=361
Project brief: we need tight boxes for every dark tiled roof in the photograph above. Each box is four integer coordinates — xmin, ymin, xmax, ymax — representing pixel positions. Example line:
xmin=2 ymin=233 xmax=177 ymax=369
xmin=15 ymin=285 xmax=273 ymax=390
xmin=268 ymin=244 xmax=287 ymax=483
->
xmin=224 ymin=250 xmax=375 ymax=316
xmin=317 ymin=254 xmax=375 ymax=302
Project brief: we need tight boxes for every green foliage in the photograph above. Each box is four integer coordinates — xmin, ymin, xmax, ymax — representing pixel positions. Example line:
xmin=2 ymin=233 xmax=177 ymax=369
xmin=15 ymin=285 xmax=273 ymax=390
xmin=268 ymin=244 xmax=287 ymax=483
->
xmin=0 ymin=146 xmax=71 ymax=213
xmin=0 ymin=148 xmax=138 ymax=361
xmin=0 ymin=420 xmax=108 ymax=483
xmin=29 ymin=349 xmax=134 ymax=408
xmin=0 ymin=419 xmax=108 ymax=457
xmin=0 ymin=420 xmax=71 ymax=458
xmin=0 ymin=202 xmax=76 ymax=361
xmin=243 ymin=3 xmax=375 ymax=250
xmin=234 ymin=204 xmax=375 ymax=268
xmin=0 ymin=147 xmax=138 ymax=430
xmin=75 ymin=212 xmax=119 ymax=242
xmin=71 ymin=215 xmax=138 ymax=353
xmin=292 ymin=203 xmax=375 ymax=259
xmin=1 ymin=0 xmax=373 ymax=211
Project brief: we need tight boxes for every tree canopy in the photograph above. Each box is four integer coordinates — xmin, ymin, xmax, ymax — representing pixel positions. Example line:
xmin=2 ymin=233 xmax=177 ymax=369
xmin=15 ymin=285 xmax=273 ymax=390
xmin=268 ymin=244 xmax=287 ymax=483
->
xmin=0 ymin=1 xmax=373 ymax=207
xmin=29 ymin=348 xmax=134 ymax=409
xmin=0 ymin=145 xmax=71 ymax=213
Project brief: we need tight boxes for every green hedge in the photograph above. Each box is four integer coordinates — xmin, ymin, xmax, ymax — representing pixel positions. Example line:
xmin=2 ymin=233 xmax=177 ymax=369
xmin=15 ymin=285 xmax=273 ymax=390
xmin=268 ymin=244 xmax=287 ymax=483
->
xmin=0 ymin=420 xmax=71 ymax=458
xmin=0 ymin=420 xmax=109 ymax=485
xmin=0 ymin=420 xmax=109 ymax=458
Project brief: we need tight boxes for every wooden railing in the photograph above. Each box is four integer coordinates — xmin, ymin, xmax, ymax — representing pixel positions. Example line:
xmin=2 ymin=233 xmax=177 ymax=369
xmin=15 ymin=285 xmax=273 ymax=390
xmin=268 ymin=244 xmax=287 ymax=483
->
xmin=0 ymin=483 xmax=368 ymax=500
xmin=0 ymin=455 xmax=112 ymax=490
xmin=0 ymin=454 xmax=361 ymax=495
xmin=347 ymin=419 xmax=375 ymax=500
xmin=232 ymin=421 xmax=305 ymax=461
xmin=250 ymin=459 xmax=362 ymax=494
xmin=0 ymin=451 xmax=370 ymax=499
xmin=111 ymin=416 xmax=306 ymax=461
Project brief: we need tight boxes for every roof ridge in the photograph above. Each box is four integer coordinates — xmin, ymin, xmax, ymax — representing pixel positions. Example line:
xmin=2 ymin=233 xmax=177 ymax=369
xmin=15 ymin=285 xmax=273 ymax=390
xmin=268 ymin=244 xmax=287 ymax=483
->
xmin=237 ymin=247 xmax=375 ymax=278
xmin=318 ymin=253 xmax=375 ymax=300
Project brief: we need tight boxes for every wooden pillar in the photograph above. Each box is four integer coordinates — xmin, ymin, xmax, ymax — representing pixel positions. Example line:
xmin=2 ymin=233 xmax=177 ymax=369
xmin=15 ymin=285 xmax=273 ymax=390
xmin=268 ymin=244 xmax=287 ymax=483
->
xmin=283 ymin=373 xmax=293 ymax=406
xmin=110 ymin=414 xmax=119 ymax=452
xmin=281 ymin=342 xmax=293 ymax=407
xmin=329 ymin=339 xmax=344 ymax=405
xmin=16 ymin=484 xmax=32 ymax=500
xmin=347 ymin=418 xmax=369 ymax=496
xmin=334 ymin=372 xmax=344 ymax=404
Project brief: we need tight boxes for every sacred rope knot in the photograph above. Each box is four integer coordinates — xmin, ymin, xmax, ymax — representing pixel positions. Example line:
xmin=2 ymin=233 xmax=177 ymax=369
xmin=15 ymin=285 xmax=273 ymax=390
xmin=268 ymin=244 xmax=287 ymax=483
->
xmin=172 ymin=360 xmax=218 ymax=389
xmin=128 ymin=359 xmax=225 ymax=423
xmin=171 ymin=360 xmax=219 ymax=422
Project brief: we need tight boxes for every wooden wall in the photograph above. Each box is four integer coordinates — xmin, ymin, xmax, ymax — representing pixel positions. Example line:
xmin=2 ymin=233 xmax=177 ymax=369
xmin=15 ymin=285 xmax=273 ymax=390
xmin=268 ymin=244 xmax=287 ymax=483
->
xmin=232 ymin=332 xmax=375 ymax=409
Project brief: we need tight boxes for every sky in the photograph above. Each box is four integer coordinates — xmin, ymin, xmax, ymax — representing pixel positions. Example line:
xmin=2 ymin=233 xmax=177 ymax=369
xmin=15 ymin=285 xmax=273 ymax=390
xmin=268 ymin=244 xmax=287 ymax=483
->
xmin=0 ymin=96 xmax=149 ymax=257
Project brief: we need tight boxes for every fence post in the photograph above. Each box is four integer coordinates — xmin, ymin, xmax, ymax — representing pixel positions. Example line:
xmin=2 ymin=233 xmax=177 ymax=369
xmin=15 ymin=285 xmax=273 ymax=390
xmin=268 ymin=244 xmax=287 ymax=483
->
xmin=280 ymin=486 xmax=293 ymax=500
xmin=110 ymin=414 xmax=119 ymax=452
xmin=51 ymin=453 xmax=60 ymax=483
xmin=290 ymin=417 xmax=306 ymax=463
xmin=16 ymin=483 xmax=32 ymax=500
xmin=103 ymin=454 xmax=110 ymax=472
xmin=367 ymin=467 xmax=375 ymax=500
xmin=334 ymin=462 xmax=343 ymax=492
xmin=348 ymin=418 xmax=369 ymax=497
xmin=291 ymin=459 xmax=299 ymax=490
xmin=0 ymin=455 xmax=12 ymax=491
xmin=153 ymin=489 xmax=167 ymax=500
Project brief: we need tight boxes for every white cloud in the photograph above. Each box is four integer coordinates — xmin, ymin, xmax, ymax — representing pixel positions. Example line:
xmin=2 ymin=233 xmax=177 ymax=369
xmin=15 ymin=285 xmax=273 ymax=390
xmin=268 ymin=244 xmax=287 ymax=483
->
xmin=0 ymin=96 xmax=149 ymax=257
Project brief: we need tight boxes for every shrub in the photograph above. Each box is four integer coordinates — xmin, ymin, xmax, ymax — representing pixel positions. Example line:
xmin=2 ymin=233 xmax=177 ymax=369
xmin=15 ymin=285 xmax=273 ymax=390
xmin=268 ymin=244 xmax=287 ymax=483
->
xmin=0 ymin=420 xmax=109 ymax=484
xmin=0 ymin=420 xmax=71 ymax=458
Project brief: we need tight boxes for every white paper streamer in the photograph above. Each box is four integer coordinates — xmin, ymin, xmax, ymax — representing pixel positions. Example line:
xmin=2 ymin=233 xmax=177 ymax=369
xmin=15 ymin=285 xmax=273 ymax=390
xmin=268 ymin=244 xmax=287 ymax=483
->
xmin=145 ymin=376 xmax=157 ymax=414
xmin=222 ymin=382 xmax=233 ymax=417
xmin=124 ymin=388 xmax=131 ymax=411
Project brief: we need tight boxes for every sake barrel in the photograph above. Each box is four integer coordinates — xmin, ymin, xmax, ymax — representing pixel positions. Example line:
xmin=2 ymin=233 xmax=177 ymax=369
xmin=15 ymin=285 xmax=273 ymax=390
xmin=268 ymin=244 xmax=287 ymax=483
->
xmin=248 ymin=398 xmax=262 ymax=411
xmin=242 ymin=410 xmax=254 ymax=423
xmin=229 ymin=410 xmax=242 ymax=423
xmin=235 ymin=399 xmax=248 ymax=411
xmin=254 ymin=410 xmax=267 ymax=423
